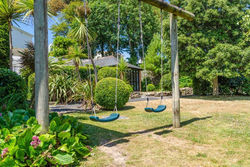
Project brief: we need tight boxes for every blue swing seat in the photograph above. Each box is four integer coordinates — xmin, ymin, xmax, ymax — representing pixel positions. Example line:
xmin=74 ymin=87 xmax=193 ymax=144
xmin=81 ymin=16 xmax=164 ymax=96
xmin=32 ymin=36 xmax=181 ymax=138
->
xmin=145 ymin=105 xmax=166 ymax=113
xmin=89 ymin=113 xmax=120 ymax=122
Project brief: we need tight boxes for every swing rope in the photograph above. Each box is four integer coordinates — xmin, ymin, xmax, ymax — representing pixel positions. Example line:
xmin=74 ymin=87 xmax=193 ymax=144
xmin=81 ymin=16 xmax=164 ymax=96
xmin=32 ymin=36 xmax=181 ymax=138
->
xmin=160 ymin=8 xmax=164 ymax=105
xmin=139 ymin=0 xmax=149 ymax=107
xmin=84 ymin=0 xmax=96 ymax=116
xmin=114 ymin=0 xmax=121 ymax=113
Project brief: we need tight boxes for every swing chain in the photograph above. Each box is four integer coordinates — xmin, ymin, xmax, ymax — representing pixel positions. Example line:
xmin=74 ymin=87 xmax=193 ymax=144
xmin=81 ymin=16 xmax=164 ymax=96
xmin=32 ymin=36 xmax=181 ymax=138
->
xmin=114 ymin=0 xmax=121 ymax=112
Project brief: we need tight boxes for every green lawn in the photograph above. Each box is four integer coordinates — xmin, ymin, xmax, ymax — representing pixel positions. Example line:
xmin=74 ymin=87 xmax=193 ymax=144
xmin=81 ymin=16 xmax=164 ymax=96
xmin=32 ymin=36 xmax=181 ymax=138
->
xmin=67 ymin=96 xmax=250 ymax=167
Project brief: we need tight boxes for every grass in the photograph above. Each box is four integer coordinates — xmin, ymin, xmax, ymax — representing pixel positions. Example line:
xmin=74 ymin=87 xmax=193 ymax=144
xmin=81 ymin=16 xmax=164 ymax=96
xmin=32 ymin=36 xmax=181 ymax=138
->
xmin=66 ymin=96 xmax=250 ymax=167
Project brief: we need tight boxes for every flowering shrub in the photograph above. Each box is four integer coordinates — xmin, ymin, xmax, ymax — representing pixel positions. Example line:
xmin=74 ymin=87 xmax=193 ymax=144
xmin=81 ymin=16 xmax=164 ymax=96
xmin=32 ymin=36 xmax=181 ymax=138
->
xmin=0 ymin=115 xmax=90 ymax=166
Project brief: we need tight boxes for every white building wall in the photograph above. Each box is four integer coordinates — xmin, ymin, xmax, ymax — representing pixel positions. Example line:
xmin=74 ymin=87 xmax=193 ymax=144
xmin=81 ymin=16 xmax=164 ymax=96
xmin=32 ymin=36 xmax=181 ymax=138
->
xmin=12 ymin=27 xmax=33 ymax=74
xmin=12 ymin=26 xmax=33 ymax=48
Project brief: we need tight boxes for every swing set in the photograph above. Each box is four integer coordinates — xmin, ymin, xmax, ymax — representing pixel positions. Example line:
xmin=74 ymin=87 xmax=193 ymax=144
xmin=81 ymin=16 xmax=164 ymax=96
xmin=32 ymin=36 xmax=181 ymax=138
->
xmin=84 ymin=0 xmax=194 ymax=127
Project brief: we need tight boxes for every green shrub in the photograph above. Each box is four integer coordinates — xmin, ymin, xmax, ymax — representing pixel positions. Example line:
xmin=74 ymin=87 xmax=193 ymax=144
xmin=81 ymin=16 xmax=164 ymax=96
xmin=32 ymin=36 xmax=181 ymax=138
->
xmin=161 ymin=73 xmax=172 ymax=91
xmin=49 ymin=74 xmax=84 ymax=104
xmin=193 ymin=77 xmax=212 ymax=95
xmin=219 ymin=75 xmax=250 ymax=95
xmin=50 ymin=66 xmax=95 ymax=81
xmin=0 ymin=68 xmax=28 ymax=110
xmin=98 ymin=67 xmax=117 ymax=80
xmin=180 ymin=76 xmax=193 ymax=88
xmin=28 ymin=73 xmax=35 ymax=100
xmin=147 ymin=84 xmax=155 ymax=91
xmin=141 ymin=77 xmax=152 ymax=91
xmin=95 ymin=77 xmax=132 ymax=109
xmin=0 ymin=115 xmax=90 ymax=166
xmin=0 ymin=23 xmax=9 ymax=69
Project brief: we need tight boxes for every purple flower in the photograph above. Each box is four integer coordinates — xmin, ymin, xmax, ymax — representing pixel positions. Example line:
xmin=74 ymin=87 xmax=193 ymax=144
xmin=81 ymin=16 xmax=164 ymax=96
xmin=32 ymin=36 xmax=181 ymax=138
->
xmin=1 ymin=148 xmax=8 ymax=158
xmin=30 ymin=136 xmax=41 ymax=148
xmin=0 ymin=113 xmax=2 ymax=117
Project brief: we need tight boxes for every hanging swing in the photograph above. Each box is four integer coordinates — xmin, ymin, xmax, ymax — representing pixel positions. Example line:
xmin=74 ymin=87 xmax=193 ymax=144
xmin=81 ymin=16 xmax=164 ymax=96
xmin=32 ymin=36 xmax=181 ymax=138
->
xmin=85 ymin=0 xmax=121 ymax=122
xmin=139 ymin=0 xmax=166 ymax=113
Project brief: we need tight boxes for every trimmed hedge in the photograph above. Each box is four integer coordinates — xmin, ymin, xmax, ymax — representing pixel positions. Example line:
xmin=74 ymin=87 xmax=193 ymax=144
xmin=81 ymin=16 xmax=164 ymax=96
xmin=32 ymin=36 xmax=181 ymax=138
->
xmin=97 ymin=67 xmax=117 ymax=80
xmin=0 ymin=68 xmax=27 ymax=110
xmin=95 ymin=77 xmax=132 ymax=109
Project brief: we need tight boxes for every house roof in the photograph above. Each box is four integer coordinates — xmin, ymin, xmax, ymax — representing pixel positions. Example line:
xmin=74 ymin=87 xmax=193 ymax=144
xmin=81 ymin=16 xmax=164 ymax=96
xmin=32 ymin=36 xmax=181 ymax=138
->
xmin=12 ymin=26 xmax=33 ymax=37
xmin=81 ymin=56 xmax=142 ymax=70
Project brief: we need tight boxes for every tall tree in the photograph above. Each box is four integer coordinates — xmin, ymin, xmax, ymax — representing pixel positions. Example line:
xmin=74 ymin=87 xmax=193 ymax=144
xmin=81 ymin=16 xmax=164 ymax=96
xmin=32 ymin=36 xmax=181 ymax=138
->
xmin=34 ymin=0 xmax=49 ymax=133
xmin=0 ymin=0 xmax=22 ymax=70
xmin=167 ymin=0 xmax=249 ymax=95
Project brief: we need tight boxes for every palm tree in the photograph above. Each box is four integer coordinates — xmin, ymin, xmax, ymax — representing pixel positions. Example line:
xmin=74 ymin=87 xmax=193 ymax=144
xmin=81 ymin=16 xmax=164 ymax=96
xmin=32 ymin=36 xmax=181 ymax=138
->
xmin=17 ymin=0 xmax=58 ymax=22
xmin=19 ymin=42 xmax=35 ymax=73
xmin=67 ymin=44 xmax=87 ymax=80
xmin=118 ymin=56 xmax=128 ymax=81
xmin=68 ymin=15 xmax=98 ymax=84
xmin=0 ymin=0 xmax=22 ymax=70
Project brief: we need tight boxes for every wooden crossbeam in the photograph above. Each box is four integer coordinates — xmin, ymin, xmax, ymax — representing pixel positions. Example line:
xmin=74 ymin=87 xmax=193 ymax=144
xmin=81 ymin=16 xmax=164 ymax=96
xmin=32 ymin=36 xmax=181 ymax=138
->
xmin=141 ymin=0 xmax=195 ymax=21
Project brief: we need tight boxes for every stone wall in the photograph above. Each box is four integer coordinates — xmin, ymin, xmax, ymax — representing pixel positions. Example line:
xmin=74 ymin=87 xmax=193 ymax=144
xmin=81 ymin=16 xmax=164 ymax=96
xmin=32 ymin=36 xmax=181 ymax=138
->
xmin=130 ymin=87 xmax=193 ymax=99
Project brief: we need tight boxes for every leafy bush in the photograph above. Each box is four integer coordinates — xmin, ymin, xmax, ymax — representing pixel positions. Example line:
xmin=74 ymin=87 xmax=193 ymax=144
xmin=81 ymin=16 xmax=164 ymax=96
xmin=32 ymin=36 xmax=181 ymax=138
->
xmin=193 ymin=77 xmax=212 ymax=95
xmin=141 ymin=77 xmax=152 ymax=91
xmin=49 ymin=74 xmax=85 ymax=104
xmin=147 ymin=84 xmax=155 ymax=91
xmin=0 ymin=109 xmax=35 ymax=129
xmin=0 ymin=23 xmax=9 ymax=69
xmin=28 ymin=73 xmax=35 ymax=100
xmin=0 ymin=68 xmax=28 ymax=111
xmin=161 ymin=73 xmax=171 ymax=91
xmin=0 ymin=115 xmax=90 ymax=166
xmin=98 ymin=67 xmax=117 ymax=80
xmin=219 ymin=75 xmax=250 ymax=95
xmin=180 ymin=76 xmax=193 ymax=88
xmin=50 ymin=65 xmax=95 ymax=81
xmin=95 ymin=77 xmax=132 ymax=109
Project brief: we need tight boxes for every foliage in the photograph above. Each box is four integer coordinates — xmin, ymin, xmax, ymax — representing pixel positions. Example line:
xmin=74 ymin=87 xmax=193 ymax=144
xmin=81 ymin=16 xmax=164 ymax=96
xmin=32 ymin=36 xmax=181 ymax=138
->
xmin=0 ymin=115 xmax=90 ymax=166
xmin=118 ymin=57 xmax=128 ymax=81
xmin=147 ymin=84 xmax=155 ymax=91
xmin=180 ymin=76 xmax=193 ymax=88
xmin=0 ymin=68 xmax=27 ymax=110
xmin=0 ymin=23 xmax=9 ymax=69
xmin=193 ymin=77 xmax=212 ymax=96
xmin=197 ymin=44 xmax=242 ymax=81
xmin=95 ymin=77 xmax=132 ymax=109
xmin=50 ymin=65 xmax=95 ymax=81
xmin=141 ymin=77 xmax=152 ymax=92
xmin=48 ymin=74 xmax=91 ymax=104
xmin=52 ymin=0 xmax=158 ymax=64
xmin=144 ymin=34 xmax=169 ymax=85
xmin=28 ymin=73 xmax=35 ymax=100
xmin=98 ymin=67 xmax=117 ymax=80
xmin=219 ymin=76 xmax=250 ymax=95
xmin=161 ymin=73 xmax=171 ymax=91
xmin=0 ymin=109 xmax=34 ymax=129
xmin=0 ymin=0 xmax=22 ymax=24
xmin=49 ymin=36 xmax=76 ymax=58
xmin=19 ymin=42 xmax=35 ymax=73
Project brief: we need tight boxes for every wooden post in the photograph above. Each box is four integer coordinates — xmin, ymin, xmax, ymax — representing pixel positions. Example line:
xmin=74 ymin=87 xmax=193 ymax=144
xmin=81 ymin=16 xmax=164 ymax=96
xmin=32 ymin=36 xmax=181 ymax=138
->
xmin=170 ymin=14 xmax=180 ymax=128
xmin=34 ymin=0 xmax=49 ymax=133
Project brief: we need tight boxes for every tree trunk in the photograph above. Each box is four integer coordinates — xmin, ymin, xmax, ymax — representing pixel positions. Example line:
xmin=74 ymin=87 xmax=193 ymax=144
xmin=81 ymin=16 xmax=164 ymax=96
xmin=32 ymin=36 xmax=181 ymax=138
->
xmin=170 ymin=14 xmax=180 ymax=128
xmin=8 ymin=22 xmax=13 ymax=71
xmin=34 ymin=0 xmax=49 ymax=133
xmin=212 ymin=76 xmax=219 ymax=96
xmin=89 ymin=55 xmax=98 ymax=84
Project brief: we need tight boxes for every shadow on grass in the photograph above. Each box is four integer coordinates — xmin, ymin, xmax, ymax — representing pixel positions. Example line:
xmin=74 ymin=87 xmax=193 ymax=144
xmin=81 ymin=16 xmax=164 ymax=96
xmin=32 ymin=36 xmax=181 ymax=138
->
xmin=183 ymin=95 xmax=250 ymax=101
xmin=82 ymin=116 xmax=212 ymax=147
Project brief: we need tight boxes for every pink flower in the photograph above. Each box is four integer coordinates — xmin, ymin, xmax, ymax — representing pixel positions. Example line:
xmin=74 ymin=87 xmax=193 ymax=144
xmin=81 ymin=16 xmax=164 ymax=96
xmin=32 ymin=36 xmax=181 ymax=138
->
xmin=1 ymin=148 xmax=8 ymax=158
xmin=0 ymin=113 xmax=2 ymax=117
xmin=30 ymin=136 xmax=41 ymax=148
